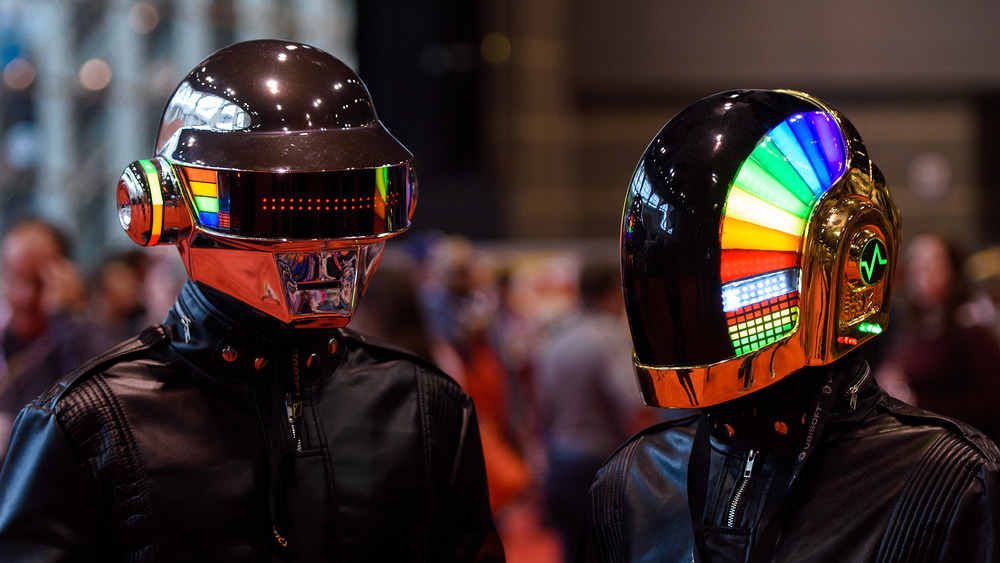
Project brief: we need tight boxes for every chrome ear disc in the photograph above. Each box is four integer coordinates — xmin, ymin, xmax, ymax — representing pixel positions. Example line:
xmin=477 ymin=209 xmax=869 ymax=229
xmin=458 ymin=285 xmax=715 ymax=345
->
xmin=116 ymin=156 xmax=191 ymax=246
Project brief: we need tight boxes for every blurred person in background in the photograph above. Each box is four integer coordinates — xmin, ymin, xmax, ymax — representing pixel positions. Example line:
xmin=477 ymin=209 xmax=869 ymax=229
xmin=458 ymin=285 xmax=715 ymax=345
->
xmin=963 ymin=244 xmax=1000 ymax=345
xmin=489 ymin=266 xmax=547 ymax=486
xmin=0 ymin=217 xmax=114 ymax=464
xmin=876 ymin=232 xmax=1000 ymax=442
xmin=0 ymin=40 xmax=502 ymax=561
xmin=534 ymin=259 xmax=655 ymax=562
xmin=88 ymin=249 xmax=151 ymax=343
xmin=419 ymin=235 xmax=532 ymax=514
xmin=352 ymin=261 xmax=464 ymax=376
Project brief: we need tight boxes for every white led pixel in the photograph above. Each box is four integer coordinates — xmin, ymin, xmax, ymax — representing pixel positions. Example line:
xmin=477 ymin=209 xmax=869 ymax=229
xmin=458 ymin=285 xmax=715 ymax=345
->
xmin=722 ymin=268 xmax=799 ymax=312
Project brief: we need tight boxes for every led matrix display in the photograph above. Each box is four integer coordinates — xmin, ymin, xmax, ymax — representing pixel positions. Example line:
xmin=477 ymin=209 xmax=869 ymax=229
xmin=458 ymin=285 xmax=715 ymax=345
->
xmin=174 ymin=164 xmax=407 ymax=240
xmin=720 ymin=111 xmax=846 ymax=355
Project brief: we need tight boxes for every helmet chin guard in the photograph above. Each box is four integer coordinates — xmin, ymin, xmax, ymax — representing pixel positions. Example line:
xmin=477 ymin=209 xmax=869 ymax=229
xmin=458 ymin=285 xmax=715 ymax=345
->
xmin=176 ymin=237 xmax=385 ymax=328
xmin=622 ymin=90 xmax=900 ymax=408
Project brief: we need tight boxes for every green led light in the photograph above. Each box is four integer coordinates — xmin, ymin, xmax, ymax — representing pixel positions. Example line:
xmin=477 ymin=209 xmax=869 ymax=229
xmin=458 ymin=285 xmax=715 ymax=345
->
xmin=194 ymin=195 xmax=219 ymax=213
xmin=858 ymin=322 xmax=883 ymax=334
xmin=748 ymin=139 xmax=817 ymax=207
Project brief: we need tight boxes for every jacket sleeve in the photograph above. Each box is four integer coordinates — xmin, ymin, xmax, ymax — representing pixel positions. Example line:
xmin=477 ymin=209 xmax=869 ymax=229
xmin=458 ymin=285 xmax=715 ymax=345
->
xmin=937 ymin=460 xmax=1000 ymax=562
xmin=575 ymin=462 xmax=622 ymax=563
xmin=429 ymin=394 xmax=506 ymax=563
xmin=0 ymin=405 xmax=99 ymax=562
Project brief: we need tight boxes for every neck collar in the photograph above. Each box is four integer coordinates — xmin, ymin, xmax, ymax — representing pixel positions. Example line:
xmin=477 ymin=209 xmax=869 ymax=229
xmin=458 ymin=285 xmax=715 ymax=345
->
xmin=164 ymin=281 xmax=346 ymax=383
xmin=704 ymin=351 xmax=879 ymax=449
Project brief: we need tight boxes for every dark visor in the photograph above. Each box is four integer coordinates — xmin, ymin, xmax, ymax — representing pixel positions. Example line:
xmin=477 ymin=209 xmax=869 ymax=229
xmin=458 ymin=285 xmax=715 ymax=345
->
xmin=176 ymin=164 xmax=411 ymax=240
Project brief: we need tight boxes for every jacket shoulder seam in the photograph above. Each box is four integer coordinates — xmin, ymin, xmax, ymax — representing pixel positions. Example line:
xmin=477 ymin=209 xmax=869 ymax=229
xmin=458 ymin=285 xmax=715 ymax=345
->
xmin=876 ymin=430 xmax=984 ymax=561
xmin=879 ymin=396 xmax=1000 ymax=461
xmin=34 ymin=325 xmax=169 ymax=412
xmin=589 ymin=435 xmax=645 ymax=563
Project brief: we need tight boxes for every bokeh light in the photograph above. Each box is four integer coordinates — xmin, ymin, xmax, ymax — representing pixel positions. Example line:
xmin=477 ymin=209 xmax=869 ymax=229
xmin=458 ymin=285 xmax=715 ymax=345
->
xmin=3 ymin=58 xmax=35 ymax=90
xmin=79 ymin=58 xmax=112 ymax=91
xmin=128 ymin=2 xmax=160 ymax=34
xmin=481 ymin=32 xmax=511 ymax=65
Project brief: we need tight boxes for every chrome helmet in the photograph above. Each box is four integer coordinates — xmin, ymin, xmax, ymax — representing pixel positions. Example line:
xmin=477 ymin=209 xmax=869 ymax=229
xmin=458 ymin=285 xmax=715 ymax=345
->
xmin=116 ymin=40 xmax=416 ymax=327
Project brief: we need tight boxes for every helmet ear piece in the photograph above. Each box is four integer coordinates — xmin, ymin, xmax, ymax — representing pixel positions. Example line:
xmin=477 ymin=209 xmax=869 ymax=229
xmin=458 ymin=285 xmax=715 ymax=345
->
xmin=407 ymin=164 xmax=418 ymax=222
xmin=838 ymin=224 xmax=893 ymax=342
xmin=116 ymin=156 xmax=191 ymax=246
xmin=799 ymin=185 xmax=898 ymax=363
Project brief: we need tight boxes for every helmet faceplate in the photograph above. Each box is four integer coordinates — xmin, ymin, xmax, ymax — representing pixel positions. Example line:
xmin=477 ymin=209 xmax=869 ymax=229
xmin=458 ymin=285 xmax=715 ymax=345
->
xmin=622 ymin=90 xmax=900 ymax=408
xmin=116 ymin=40 xmax=414 ymax=328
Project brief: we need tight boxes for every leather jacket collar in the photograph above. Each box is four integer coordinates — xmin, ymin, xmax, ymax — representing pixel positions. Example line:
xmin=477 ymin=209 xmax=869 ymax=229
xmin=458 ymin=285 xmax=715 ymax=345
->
xmin=163 ymin=281 xmax=346 ymax=384
xmin=704 ymin=352 xmax=882 ymax=451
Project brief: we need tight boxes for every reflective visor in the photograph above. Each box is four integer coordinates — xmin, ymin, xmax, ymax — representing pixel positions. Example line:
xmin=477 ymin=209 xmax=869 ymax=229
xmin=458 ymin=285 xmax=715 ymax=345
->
xmin=174 ymin=164 xmax=411 ymax=240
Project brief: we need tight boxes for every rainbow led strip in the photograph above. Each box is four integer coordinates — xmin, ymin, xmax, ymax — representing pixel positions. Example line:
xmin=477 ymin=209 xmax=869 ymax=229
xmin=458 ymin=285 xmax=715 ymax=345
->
xmin=720 ymin=111 xmax=846 ymax=355
xmin=179 ymin=166 xmax=229 ymax=228
xmin=137 ymin=160 xmax=164 ymax=245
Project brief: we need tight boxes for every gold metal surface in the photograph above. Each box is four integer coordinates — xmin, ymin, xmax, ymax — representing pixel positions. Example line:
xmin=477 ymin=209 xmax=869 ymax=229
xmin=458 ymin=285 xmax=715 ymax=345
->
xmin=633 ymin=91 xmax=900 ymax=408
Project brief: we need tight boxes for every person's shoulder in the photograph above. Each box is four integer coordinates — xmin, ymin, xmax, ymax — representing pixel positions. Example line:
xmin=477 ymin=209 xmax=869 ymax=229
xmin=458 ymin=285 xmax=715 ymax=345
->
xmin=598 ymin=413 xmax=700 ymax=477
xmin=337 ymin=327 xmax=466 ymax=393
xmin=877 ymin=395 xmax=1000 ymax=464
xmin=30 ymin=325 xmax=172 ymax=414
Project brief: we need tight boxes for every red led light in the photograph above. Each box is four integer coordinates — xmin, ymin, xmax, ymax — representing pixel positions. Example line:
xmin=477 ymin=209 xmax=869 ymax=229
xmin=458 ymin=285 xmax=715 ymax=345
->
xmin=721 ymin=249 xmax=800 ymax=283
xmin=258 ymin=194 xmax=391 ymax=212
xmin=837 ymin=336 xmax=858 ymax=345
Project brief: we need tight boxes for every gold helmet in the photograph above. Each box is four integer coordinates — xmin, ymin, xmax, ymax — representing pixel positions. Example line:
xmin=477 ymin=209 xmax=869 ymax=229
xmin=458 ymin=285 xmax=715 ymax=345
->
xmin=621 ymin=90 xmax=900 ymax=408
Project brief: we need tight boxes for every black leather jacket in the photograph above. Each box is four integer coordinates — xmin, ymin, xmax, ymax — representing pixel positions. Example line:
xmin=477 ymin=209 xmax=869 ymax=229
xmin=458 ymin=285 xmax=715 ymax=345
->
xmin=0 ymin=281 xmax=504 ymax=562
xmin=578 ymin=353 xmax=1000 ymax=562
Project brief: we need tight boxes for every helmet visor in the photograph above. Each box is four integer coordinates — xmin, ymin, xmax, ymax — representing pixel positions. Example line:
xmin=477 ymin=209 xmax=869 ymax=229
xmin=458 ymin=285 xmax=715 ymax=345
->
xmin=624 ymin=106 xmax=846 ymax=369
xmin=174 ymin=163 xmax=412 ymax=240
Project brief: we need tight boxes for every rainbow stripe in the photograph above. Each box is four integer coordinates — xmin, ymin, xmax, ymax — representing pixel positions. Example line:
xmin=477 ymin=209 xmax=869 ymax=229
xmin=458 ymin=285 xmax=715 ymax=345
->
xmin=179 ymin=166 xmax=228 ymax=228
xmin=138 ymin=159 xmax=164 ymax=245
xmin=720 ymin=111 xmax=846 ymax=355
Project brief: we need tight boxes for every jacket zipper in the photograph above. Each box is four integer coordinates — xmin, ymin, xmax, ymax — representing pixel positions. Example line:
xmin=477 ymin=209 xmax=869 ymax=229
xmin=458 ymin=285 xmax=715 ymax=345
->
xmin=285 ymin=393 xmax=303 ymax=452
xmin=727 ymin=449 xmax=757 ymax=527
xmin=846 ymin=364 xmax=871 ymax=410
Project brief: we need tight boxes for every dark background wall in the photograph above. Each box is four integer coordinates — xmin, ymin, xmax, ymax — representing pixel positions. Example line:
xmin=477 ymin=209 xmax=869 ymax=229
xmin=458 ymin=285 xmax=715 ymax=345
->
xmin=354 ymin=0 xmax=1000 ymax=254
xmin=3 ymin=0 xmax=1000 ymax=262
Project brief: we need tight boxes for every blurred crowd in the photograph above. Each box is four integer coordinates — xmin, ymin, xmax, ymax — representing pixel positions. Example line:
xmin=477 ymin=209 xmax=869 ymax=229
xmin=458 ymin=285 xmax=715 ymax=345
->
xmin=0 ymin=218 xmax=187 ymax=465
xmin=4 ymin=218 xmax=1000 ymax=561
xmin=872 ymin=232 xmax=1000 ymax=443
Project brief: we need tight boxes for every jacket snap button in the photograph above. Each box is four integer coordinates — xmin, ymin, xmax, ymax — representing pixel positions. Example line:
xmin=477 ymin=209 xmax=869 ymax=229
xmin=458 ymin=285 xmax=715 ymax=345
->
xmin=328 ymin=338 xmax=338 ymax=355
xmin=221 ymin=346 xmax=238 ymax=362
xmin=254 ymin=357 xmax=268 ymax=370
xmin=307 ymin=353 xmax=319 ymax=369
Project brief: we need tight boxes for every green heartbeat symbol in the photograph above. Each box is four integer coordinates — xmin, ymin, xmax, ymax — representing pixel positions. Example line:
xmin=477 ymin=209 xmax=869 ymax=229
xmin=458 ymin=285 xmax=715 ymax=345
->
xmin=861 ymin=243 xmax=887 ymax=282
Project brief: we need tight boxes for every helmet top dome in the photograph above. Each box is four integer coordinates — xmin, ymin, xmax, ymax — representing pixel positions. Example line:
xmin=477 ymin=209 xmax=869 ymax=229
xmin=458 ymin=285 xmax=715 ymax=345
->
xmin=155 ymin=39 xmax=412 ymax=172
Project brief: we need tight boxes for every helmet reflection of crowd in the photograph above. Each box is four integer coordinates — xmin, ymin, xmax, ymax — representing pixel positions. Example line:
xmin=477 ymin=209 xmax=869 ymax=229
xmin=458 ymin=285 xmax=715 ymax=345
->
xmin=876 ymin=233 xmax=1000 ymax=443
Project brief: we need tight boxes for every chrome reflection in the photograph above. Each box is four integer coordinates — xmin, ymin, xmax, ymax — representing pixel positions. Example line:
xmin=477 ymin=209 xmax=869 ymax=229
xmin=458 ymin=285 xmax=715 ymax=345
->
xmin=275 ymin=249 xmax=358 ymax=317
